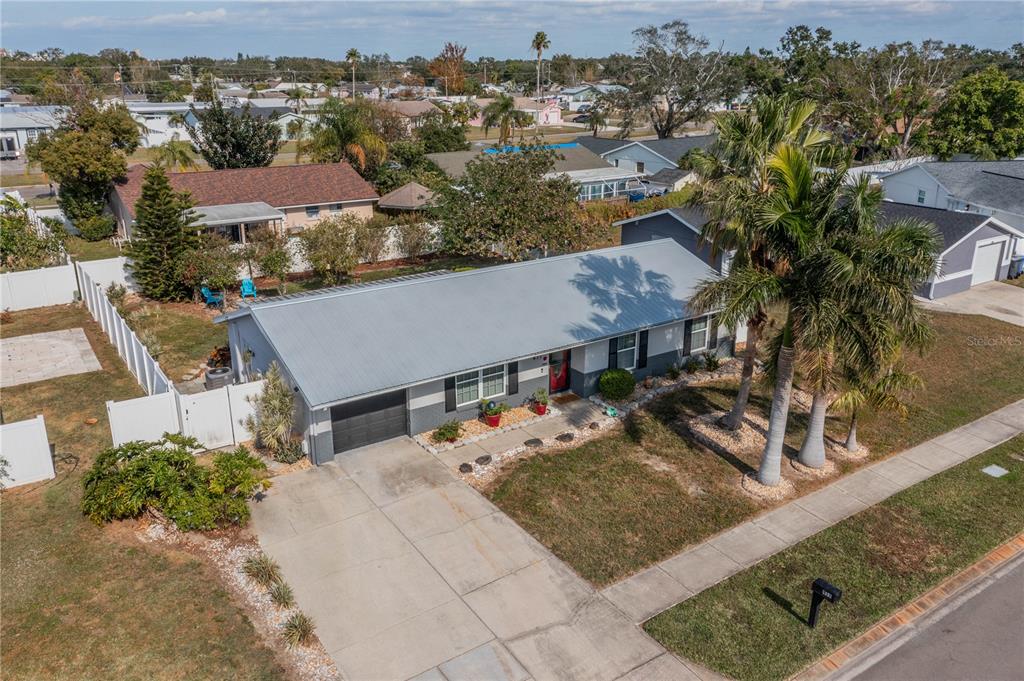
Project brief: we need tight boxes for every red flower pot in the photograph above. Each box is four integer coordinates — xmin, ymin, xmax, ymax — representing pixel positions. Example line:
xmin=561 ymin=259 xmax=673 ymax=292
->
xmin=484 ymin=413 xmax=501 ymax=427
xmin=534 ymin=403 xmax=548 ymax=415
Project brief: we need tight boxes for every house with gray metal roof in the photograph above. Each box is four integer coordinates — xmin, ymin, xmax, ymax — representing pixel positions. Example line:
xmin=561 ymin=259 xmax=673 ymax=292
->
xmin=218 ymin=240 xmax=737 ymax=461
xmin=0 ymin=105 xmax=62 ymax=158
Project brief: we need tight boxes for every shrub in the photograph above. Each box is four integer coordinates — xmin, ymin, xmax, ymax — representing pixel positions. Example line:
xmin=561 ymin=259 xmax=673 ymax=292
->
xmin=81 ymin=435 xmax=269 ymax=532
xmin=245 ymin=362 xmax=296 ymax=462
xmin=269 ymin=581 xmax=295 ymax=608
xmin=703 ymin=351 xmax=721 ymax=372
xmin=353 ymin=214 xmax=391 ymax=264
xmin=243 ymin=554 xmax=282 ymax=588
xmin=395 ymin=216 xmax=435 ymax=261
xmin=106 ymin=282 xmax=128 ymax=311
xmin=137 ymin=327 xmax=163 ymax=359
xmin=684 ymin=356 xmax=701 ymax=374
xmin=282 ymin=612 xmax=315 ymax=647
xmin=666 ymin=363 xmax=681 ymax=380
xmin=432 ymin=419 xmax=462 ymax=443
xmin=76 ymin=214 xmax=116 ymax=241
xmin=275 ymin=437 xmax=305 ymax=464
xmin=598 ymin=368 xmax=636 ymax=401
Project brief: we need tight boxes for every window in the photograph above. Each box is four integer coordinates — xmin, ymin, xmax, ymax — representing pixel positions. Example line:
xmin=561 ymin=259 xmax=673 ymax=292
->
xmin=613 ymin=159 xmax=620 ymax=167
xmin=455 ymin=371 xmax=479 ymax=406
xmin=330 ymin=203 xmax=343 ymax=213
xmin=917 ymin=189 xmax=927 ymax=205
xmin=615 ymin=333 xmax=637 ymax=370
xmin=26 ymin=129 xmax=39 ymax=140
xmin=690 ymin=317 xmax=709 ymax=352
xmin=455 ymin=365 xmax=506 ymax=406
xmin=636 ymin=161 xmax=645 ymax=174
xmin=305 ymin=205 xmax=321 ymax=218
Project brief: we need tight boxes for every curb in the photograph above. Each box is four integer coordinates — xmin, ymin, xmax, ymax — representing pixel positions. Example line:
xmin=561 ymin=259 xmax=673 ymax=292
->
xmin=792 ymin=532 xmax=1024 ymax=681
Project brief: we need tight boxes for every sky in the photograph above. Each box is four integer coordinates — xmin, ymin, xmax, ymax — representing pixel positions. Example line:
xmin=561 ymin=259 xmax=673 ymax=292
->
xmin=2 ymin=1 xmax=1021 ymax=61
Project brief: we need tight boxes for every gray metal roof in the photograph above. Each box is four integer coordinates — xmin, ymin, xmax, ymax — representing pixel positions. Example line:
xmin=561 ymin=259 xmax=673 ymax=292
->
xmin=232 ymin=240 xmax=716 ymax=408
xmin=426 ymin=144 xmax=613 ymax=179
xmin=916 ymin=161 xmax=1024 ymax=216
xmin=878 ymin=201 xmax=995 ymax=252
xmin=0 ymin=105 xmax=63 ymax=129
xmin=639 ymin=135 xmax=717 ymax=165
xmin=575 ymin=136 xmax=632 ymax=156
xmin=192 ymin=202 xmax=284 ymax=227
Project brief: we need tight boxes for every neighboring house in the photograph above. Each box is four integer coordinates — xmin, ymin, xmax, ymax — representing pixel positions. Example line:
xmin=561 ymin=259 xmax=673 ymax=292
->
xmin=845 ymin=155 xmax=935 ymax=185
xmin=265 ymin=81 xmax=327 ymax=96
xmin=878 ymin=202 xmax=1022 ymax=299
xmin=110 ymin=162 xmax=378 ymax=241
xmin=376 ymin=99 xmax=440 ymax=132
xmin=615 ymin=206 xmax=726 ymax=273
xmin=377 ymin=181 xmax=436 ymax=212
xmin=126 ymin=101 xmax=209 ymax=147
xmin=645 ymin=167 xmax=693 ymax=193
xmin=576 ymin=134 xmax=716 ymax=177
xmin=0 ymin=105 xmax=62 ymax=158
xmin=0 ymin=89 xmax=32 ymax=107
xmin=880 ymin=160 xmax=1024 ymax=230
xmin=425 ymin=142 xmax=642 ymax=201
xmin=217 ymin=239 xmax=737 ymax=461
xmin=558 ymin=83 xmax=627 ymax=111
xmin=469 ymin=97 xmax=563 ymax=127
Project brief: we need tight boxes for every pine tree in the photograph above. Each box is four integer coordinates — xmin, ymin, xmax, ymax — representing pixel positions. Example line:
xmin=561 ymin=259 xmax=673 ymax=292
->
xmin=127 ymin=166 xmax=199 ymax=301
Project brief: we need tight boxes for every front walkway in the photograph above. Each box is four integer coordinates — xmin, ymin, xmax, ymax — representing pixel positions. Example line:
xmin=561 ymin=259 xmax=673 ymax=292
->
xmin=600 ymin=399 xmax=1024 ymax=623
xmin=251 ymin=436 xmax=711 ymax=681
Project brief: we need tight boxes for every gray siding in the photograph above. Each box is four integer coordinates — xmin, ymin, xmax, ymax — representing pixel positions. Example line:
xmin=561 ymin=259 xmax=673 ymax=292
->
xmin=604 ymin=145 xmax=675 ymax=175
xmin=941 ymin=224 xmax=1008 ymax=274
xmin=227 ymin=315 xmax=281 ymax=383
xmin=621 ymin=215 xmax=722 ymax=272
xmin=928 ymin=274 xmax=973 ymax=299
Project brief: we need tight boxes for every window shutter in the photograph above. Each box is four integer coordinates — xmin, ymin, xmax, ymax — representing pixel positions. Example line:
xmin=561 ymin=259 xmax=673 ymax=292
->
xmin=683 ymin=319 xmax=694 ymax=356
xmin=507 ymin=362 xmax=519 ymax=395
xmin=637 ymin=330 xmax=649 ymax=369
xmin=708 ymin=315 xmax=719 ymax=351
xmin=444 ymin=377 xmax=456 ymax=412
xmin=608 ymin=338 xmax=618 ymax=369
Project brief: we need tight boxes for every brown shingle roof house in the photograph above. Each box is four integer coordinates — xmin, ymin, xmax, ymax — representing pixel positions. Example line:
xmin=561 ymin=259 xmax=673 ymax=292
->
xmin=111 ymin=162 xmax=379 ymax=240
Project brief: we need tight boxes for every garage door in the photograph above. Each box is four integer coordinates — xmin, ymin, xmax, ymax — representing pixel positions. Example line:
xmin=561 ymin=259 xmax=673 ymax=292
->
xmin=330 ymin=390 xmax=407 ymax=453
xmin=971 ymin=242 xmax=1004 ymax=286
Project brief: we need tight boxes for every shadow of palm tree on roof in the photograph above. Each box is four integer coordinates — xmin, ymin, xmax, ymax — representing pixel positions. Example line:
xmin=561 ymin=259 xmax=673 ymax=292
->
xmin=566 ymin=254 xmax=688 ymax=341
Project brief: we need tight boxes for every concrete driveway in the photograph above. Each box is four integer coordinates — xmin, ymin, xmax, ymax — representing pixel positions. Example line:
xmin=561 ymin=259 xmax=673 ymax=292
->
xmin=251 ymin=437 xmax=703 ymax=681
xmin=919 ymin=281 xmax=1024 ymax=327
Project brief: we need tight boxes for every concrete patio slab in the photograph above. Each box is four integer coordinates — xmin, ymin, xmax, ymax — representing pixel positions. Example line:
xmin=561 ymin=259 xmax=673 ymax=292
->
xmin=793 ymin=487 xmax=868 ymax=523
xmin=463 ymin=559 xmax=592 ymax=639
xmin=0 ymin=327 xmax=102 ymax=388
xmin=708 ymin=523 xmax=789 ymax=566
xmin=415 ymin=512 xmax=547 ymax=594
xmin=831 ymin=469 xmax=904 ymax=506
xmin=432 ymin=442 xmax=488 ymax=471
xmin=381 ymin=481 xmax=495 ymax=542
xmin=753 ymin=503 xmax=831 ymax=544
xmin=659 ymin=543 xmax=741 ymax=593
xmin=927 ymin=429 xmax=993 ymax=458
xmin=475 ymin=428 xmax=542 ymax=456
xmin=901 ymin=442 xmax=966 ymax=472
xmin=437 ymin=640 xmax=531 ymax=681
xmin=871 ymin=455 xmax=934 ymax=487
xmin=504 ymin=597 xmax=663 ymax=681
xmin=408 ymin=668 xmax=447 ymax=681
xmin=521 ymin=417 xmax=577 ymax=441
xmin=600 ymin=566 xmax=691 ymax=623
xmin=336 ymin=437 xmax=453 ymax=505
xmin=331 ymin=598 xmax=492 ymax=681
xmin=615 ymin=653 xmax=704 ymax=681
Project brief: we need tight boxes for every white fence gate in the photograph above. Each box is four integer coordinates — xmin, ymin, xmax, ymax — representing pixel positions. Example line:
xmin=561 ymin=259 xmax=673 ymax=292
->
xmin=107 ymin=391 xmax=181 ymax=446
xmin=0 ymin=262 xmax=78 ymax=311
xmin=0 ymin=415 xmax=56 ymax=488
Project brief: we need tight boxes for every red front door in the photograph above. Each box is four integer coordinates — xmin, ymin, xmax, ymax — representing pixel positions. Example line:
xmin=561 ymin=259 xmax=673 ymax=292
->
xmin=549 ymin=350 xmax=571 ymax=393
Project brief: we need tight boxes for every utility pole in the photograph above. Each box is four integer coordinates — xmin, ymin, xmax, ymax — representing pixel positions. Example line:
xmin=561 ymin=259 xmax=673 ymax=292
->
xmin=117 ymin=63 xmax=126 ymax=103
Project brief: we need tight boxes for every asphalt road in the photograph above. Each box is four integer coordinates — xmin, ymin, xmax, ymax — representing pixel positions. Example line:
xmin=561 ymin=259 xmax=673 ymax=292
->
xmin=849 ymin=558 xmax=1024 ymax=681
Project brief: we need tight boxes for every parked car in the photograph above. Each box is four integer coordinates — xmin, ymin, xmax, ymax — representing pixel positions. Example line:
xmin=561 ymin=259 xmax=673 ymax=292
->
xmin=575 ymin=114 xmax=591 ymax=124
xmin=576 ymin=104 xmax=592 ymax=113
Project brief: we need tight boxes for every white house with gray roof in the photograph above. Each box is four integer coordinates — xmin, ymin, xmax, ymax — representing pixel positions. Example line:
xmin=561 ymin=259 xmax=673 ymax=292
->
xmin=0 ymin=105 xmax=62 ymax=158
xmin=217 ymin=240 xmax=737 ymax=461
xmin=576 ymin=134 xmax=716 ymax=179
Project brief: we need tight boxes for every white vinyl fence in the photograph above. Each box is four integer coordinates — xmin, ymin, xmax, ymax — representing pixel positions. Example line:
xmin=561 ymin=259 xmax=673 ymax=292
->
xmin=76 ymin=256 xmax=135 ymax=291
xmin=0 ymin=415 xmax=56 ymax=489
xmin=78 ymin=261 xmax=174 ymax=395
xmin=0 ymin=262 xmax=78 ymax=311
xmin=106 ymin=380 xmax=265 ymax=450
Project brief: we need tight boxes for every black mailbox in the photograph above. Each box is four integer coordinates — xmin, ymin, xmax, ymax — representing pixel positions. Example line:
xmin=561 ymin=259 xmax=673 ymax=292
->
xmin=808 ymin=578 xmax=842 ymax=628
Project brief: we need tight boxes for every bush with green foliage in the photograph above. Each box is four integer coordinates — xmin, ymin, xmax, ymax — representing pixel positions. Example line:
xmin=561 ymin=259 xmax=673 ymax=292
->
xmin=180 ymin=233 xmax=241 ymax=294
xmin=282 ymin=612 xmax=315 ymax=647
xmin=666 ymin=363 xmax=681 ymax=380
xmin=0 ymin=195 xmax=66 ymax=270
xmin=684 ymin=356 xmax=701 ymax=374
xmin=105 ymin=282 xmax=128 ymax=311
xmin=243 ymin=554 xmax=282 ymax=588
xmin=432 ymin=419 xmax=462 ymax=443
xmin=75 ymin=214 xmax=115 ymax=242
xmin=702 ymin=351 xmax=721 ymax=372
xmin=394 ymin=215 xmax=436 ymax=261
xmin=270 ymin=582 xmax=295 ymax=608
xmin=185 ymin=99 xmax=282 ymax=169
xmin=598 ymin=368 xmax=636 ymax=401
xmin=245 ymin=362 xmax=297 ymax=462
xmin=81 ymin=435 xmax=269 ymax=532
xmin=353 ymin=214 xmax=391 ymax=264
xmin=296 ymin=214 xmax=360 ymax=285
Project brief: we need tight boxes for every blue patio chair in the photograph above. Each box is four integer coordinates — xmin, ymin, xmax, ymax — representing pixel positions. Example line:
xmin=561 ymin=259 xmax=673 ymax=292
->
xmin=200 ymin=286 xmax=224 ymax=308
xmin=240 ymin=278 xmax=257 ymax=300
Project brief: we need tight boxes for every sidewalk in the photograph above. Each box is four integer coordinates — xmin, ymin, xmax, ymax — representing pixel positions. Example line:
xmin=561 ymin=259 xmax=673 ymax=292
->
xmin=600 ymin=399 xmax=1024 ymax=623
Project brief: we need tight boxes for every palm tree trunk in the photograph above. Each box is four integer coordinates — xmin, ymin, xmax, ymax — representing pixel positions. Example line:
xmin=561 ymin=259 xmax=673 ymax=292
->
xmin=797 ymin=389 xmax=828 ymax=468
xmin=719 ymin=319 xmax=761 ymax=431
xmin=536 ymin=57 xmax=541 ymax=99
xmin=845 ymin=412 xmax=859 ymax=452
xmin=758 ymin=323 xmax=794 ymax=486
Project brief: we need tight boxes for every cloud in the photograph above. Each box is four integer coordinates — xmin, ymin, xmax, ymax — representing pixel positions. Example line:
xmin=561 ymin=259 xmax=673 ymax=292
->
xmin=62 ymin=7 xmax=229 ymax=29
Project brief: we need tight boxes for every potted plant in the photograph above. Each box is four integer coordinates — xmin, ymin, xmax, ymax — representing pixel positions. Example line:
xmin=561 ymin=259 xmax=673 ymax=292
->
xmin=480 ymin=400 xmax=508 ymax=427
xmin=432 ymin=419 xmax=462 ymax=444
xmin=532 ymin=388 xmax=549 ymax=415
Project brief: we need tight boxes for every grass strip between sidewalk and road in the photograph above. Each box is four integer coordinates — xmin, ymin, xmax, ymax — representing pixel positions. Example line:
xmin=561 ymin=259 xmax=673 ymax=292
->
xmin=644 ymin=434 xmax=1024 ymax=681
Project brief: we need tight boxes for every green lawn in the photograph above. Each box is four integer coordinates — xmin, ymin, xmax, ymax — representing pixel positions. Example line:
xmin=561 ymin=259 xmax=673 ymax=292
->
xmin=0 ymin=305 xmax=284 ymax=680
xmin=65 ymin=236 xmax=123 ymax=262
xmin=488 ymin=311 xmax=1024 ymax=586
xmin=0 ymin=172 xmax=49 ymax=187
xmin=122 ymin=302 xmax=228 ymax=382
xmin=645 ymin=435 xmax=1024 ymax=681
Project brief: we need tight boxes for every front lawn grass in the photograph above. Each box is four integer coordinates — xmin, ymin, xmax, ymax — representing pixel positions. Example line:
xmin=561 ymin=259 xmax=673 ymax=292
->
xmin=645 ymin=435 xmax=1024 ymax=681
xmin=0 ymin=305 xmax=283 ymax=680
xmin=487 ymin=311 xmax=1024 ymax=586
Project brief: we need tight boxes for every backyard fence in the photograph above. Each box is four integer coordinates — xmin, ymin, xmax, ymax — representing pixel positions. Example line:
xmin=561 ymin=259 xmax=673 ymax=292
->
xmin=78 ymin=261 xmax=173 ymax=396
xmin=0 ymin=261 xmax=78 ymax=311
xmin=106 ymin=380 xmax=265 ymax=450
xmin=0 ymin=415 xmax=56 ymax=489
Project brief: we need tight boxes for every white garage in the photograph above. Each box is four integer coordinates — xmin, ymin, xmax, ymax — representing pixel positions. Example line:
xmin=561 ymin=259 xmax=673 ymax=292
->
xmin=971 ymin=240 xmax=1006 ymax=286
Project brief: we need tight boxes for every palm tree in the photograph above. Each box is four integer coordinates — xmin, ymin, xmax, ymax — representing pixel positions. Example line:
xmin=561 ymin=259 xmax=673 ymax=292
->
xmin=531 ymin=32 xmax=550 ymax=98
xmin=689 ymin=95 xmax=832 ymax=433
xmin=286 ymin=118 xmax=307 ymax=163
xmin=832 ymin=361 xmax=921 ymax=453
xmin=152 ymin=135 xmax=198 ymax=172
xmin=284 ymin=87 xmax=307 ymax=114
xmin=588 ymin=108 xmax=608 ymax=136
xmin=307 ymin=97 xmax=386 ymax=172
xmin=346 ymin=48 xmax=360 ymax=100
xmin=481 ymin=94 xmax=532 ymax=146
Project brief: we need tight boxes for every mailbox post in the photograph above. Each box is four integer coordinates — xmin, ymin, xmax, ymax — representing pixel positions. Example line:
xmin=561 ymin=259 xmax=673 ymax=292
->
xmin=808 ymin=578 xmax=842 ymax=628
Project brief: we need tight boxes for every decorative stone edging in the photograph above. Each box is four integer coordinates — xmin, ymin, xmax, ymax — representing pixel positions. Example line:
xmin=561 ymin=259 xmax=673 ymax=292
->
xmin=587 ymin=359 xmax=742 ymax=417
xmin=414 ymin=406 xmax=563 ymax=455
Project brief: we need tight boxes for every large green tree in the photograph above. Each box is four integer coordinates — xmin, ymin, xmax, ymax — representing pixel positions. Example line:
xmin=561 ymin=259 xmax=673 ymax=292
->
xmin=126 ymin=166 xmax=199 ymax=301
xmin=415 ymin=109 xmax=471 ymax=153
xmin=307 ymin=97 xmax=388 ymax=175
xmin=930 ymin=66 xmax=1024 ymax=160
xmin=480 ymin=95 xmax=532 ymax=146
xmin=435 ymin=148 xmax=582 ymax=260
xmin=185 ymin=99 xmax=282 ymax=169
